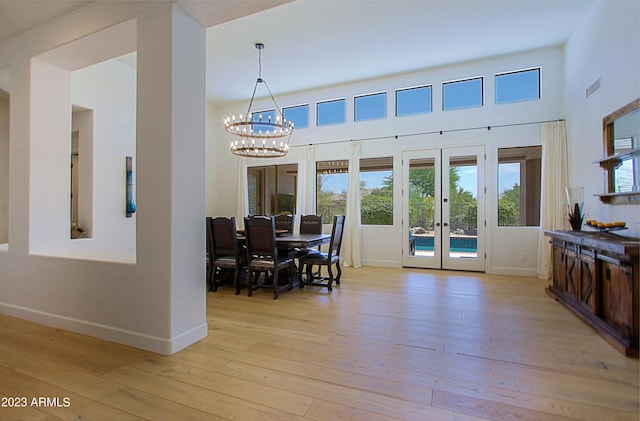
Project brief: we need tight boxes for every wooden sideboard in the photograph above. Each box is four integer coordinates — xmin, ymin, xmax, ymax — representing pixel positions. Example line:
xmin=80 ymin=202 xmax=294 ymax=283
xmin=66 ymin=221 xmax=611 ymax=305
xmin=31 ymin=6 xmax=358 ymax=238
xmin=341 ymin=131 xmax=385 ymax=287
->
xmin=545 ymin=230 xmax=639 ymax=357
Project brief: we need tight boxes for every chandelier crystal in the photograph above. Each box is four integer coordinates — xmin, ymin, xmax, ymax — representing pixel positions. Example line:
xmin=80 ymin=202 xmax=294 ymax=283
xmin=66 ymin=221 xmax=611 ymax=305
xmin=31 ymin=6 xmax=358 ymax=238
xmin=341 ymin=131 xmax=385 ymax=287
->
xmin=226 ymin=43 xmax=294 ymax=158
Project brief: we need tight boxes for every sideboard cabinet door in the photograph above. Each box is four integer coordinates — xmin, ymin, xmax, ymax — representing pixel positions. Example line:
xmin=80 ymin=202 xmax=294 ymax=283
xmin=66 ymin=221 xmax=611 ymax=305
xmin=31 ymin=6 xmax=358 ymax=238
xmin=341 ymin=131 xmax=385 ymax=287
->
xmin=600 ymin=259 xmax=634 ymax=336
xmin=579 ymin=250 xmax=597 ymax=313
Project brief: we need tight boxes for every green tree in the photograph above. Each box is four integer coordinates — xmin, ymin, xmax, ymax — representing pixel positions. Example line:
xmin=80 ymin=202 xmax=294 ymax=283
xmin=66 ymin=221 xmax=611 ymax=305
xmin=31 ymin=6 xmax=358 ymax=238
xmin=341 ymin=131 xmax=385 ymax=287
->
xmin=450 ymin=187 xmax=477 ymax=232
xmin=316 ymin=174 xmax=346 ymax=220
xmin=409 ymin=166 xmax=474 ymax=230
xmin=408 ymin=167 xmax=435 ymax=228
xmin=360 ymin=174 xmax=393 ymax=225
xmin=361 ymin=193 xmax=393 ymax=225
xmin=498 ymin=184 xmax=521 ymax=226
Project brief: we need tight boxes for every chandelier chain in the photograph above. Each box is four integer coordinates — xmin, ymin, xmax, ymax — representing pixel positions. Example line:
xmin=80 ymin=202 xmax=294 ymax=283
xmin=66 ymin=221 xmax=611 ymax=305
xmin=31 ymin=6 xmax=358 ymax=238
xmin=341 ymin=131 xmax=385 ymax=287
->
xmin=225 ymin=42 xmax=294 ymax=158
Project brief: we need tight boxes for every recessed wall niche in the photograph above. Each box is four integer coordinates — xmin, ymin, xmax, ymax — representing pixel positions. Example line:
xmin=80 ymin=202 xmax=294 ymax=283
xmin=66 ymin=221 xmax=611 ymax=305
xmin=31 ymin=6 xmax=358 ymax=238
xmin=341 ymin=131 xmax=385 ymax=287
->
xmin=30 ymin=19 xmax=137 ymax=262
xmin=70 ymin=107 xmax=94 ymax=240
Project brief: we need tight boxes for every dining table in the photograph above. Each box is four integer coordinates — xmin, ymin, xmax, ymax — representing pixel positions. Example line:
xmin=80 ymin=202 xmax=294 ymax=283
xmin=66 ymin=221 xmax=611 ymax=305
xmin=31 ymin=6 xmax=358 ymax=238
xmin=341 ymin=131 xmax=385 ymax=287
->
xmin=237 ymin=230 xmax=331 ymax=249
xmin=237 ymin=231 xmax=331 ymax=286
xmin=273 ymin=232 xmax=331 ymax=249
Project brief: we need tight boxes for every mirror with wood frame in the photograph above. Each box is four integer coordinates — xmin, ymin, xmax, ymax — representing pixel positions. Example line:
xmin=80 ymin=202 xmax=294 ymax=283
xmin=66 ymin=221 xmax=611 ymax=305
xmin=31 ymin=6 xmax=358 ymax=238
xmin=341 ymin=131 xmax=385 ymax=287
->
xmin=595 ymin=98 xmax=640 ymax=204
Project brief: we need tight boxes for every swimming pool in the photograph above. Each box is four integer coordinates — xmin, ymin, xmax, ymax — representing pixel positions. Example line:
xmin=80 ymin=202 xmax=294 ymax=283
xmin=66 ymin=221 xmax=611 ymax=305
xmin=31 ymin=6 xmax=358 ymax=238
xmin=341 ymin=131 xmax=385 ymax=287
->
xmin=413 ymin=235 xmax=477 ymax=253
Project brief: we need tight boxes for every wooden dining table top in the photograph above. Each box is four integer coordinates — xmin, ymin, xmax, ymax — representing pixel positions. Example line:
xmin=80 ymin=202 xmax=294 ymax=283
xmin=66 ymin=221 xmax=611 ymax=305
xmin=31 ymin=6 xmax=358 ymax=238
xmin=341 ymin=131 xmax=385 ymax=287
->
xmin=237 ymin=231 xmax=331 ymax=249
xmin=273 ymin=232 xmax=331 ymax=248
xmin=237 ymin=229 xmax=288 ymax=236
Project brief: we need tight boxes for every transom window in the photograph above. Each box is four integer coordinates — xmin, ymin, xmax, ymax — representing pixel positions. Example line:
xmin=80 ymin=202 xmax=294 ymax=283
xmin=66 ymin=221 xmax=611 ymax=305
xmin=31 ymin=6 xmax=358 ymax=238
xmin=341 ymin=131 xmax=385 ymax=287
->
xmin=443 ymin=77 xmax=483 ymax=111
xmin=495 ymin=68 xmax=540 ymax=104
xmin=251 ymin=109 xmax=276 ymax=134
xmin=396 ymin=85 xmax=432 ymax=116
xmin=317 ymin=98 xmax=346 ymax=126
xmin=283 ymin=104 xmax=309 ymax=129
xmin=354 ymin=92 xmax=386 ymax=121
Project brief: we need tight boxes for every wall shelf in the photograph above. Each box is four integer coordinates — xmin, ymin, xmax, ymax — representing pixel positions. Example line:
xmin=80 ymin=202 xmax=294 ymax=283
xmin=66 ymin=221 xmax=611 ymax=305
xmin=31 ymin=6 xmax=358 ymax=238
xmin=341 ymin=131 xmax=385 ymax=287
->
xmin=597 ymin=98 xmax=639 ymax=204
xmin=594 ymin=191 xmax=640 ymax=205
xmin=593 ymin=147 xmax=640 ymax=169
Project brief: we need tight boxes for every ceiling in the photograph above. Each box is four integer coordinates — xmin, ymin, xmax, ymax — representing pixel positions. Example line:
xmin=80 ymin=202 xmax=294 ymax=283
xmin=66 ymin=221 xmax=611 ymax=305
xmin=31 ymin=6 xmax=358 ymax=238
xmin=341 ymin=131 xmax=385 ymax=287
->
xmin=205 ymin=0 xmax=595 ymax=104
xmin=0 ymin=0 xmax=596 ymax=104
xmin=0 ymin=0 xmax=92 ymax=42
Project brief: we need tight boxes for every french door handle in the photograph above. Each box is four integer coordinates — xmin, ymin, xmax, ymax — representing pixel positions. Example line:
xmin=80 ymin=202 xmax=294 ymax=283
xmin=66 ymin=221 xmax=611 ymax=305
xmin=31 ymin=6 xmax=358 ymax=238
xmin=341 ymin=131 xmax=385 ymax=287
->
xmin=443 ymin=222 xmax=449 ymax=227
xmin=436 ymin=222 xmax=441 ymax=227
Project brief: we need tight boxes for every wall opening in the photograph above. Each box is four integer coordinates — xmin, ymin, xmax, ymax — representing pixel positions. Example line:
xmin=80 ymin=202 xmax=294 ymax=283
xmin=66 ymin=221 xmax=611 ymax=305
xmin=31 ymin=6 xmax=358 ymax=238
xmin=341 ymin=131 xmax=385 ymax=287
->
xmin=70 ymin=107 xmax=94 ymax=240
xmin=29 ymin=19 xmax=137 ymax=262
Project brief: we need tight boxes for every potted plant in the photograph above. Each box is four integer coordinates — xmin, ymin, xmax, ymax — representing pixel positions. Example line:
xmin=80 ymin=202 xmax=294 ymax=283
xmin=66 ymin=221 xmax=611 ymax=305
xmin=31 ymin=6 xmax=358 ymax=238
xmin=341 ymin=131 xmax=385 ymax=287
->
xmin=566 ymin=187 xmax=584 ymax=231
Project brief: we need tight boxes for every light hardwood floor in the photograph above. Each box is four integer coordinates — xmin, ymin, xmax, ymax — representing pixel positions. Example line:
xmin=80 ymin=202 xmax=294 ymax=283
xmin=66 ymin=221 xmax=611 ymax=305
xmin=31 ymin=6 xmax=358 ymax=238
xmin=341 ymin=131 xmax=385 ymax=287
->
xmin=1 ymin=266 xmax=639 ymax=420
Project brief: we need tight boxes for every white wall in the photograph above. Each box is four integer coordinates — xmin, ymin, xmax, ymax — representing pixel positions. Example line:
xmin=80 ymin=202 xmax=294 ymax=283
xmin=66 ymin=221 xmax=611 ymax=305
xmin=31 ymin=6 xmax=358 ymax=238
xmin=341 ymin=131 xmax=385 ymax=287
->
xmin=72 ymin=109 xmax=94 ymax=238
xmin=0 ymin=94 xmax=8 ymax=244
xmin=0 ymin=2 xmax=207 ymax=355
xmin=29 ymin=58 xmax=72 ymax=253
xmin=564 ymin=0 xmax=640 ymax=238
xmin=210 ymin=47 xmax=566 ymax=275
xmin=71 ymin=58 xmax=137 ymax=255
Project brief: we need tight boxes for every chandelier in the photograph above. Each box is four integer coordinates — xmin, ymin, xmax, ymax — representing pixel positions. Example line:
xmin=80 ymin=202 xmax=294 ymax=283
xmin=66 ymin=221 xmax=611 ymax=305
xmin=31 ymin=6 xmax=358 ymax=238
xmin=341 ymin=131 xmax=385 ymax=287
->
xmin=226 ymin=43 xmax=294 ymax=158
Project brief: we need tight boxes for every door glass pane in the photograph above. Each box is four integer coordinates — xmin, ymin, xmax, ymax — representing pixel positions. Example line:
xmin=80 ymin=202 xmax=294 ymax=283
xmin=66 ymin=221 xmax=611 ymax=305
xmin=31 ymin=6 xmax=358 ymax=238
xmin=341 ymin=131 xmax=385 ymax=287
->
xmin=448 ymin=156 xmax=478 ymax=259
xmin=408 ymin=158 xmax=436 ymax=257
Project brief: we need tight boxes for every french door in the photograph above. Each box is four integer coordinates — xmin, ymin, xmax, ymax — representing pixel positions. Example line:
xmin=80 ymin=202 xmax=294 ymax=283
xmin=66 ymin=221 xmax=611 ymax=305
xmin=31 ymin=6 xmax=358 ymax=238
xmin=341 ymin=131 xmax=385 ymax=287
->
xmin=402 ymin=146 xmax=485 ymax=271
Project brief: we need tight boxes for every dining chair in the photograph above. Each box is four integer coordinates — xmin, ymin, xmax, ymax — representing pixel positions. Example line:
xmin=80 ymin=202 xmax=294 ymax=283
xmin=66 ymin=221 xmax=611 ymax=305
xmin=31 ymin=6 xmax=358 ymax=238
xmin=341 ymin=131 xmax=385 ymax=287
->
xmin=295 ymin=214 xmax=324 ymax=274
xmin=298 ymin=215 xmax=345 ymax=291
xmin=244 ymin=215 xmax=295 ymax=299
xmin=300 ymin=214 xmax=323 ymax=235
xmin=209 ymin=216 xmax=247 ymax=294
xmin=290 ymin=214 xmax=323 ymax=254
xmin=274 ymin=213 xmax=294 ymax=232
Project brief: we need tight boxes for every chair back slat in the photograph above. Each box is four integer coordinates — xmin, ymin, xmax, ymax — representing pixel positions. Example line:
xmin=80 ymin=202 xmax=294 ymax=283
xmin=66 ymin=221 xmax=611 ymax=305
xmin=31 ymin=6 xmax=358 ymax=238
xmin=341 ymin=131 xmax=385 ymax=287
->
xmin=300 ymin=214 xmax=322 ymax=234
xmin=244 ymin=216 xmax=278 ymax=259
xmin=211 ymin=217 xmax=239 ymax=257
xmin=274 ymin=214 xmax=294 ymax=232
xmin=328 ymin=215 xmax=345 ymax=258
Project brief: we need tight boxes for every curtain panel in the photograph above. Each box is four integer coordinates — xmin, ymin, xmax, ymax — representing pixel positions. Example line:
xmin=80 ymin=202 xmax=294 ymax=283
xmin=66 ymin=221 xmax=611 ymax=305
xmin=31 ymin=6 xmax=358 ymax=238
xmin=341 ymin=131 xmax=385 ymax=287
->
xmin=536 ymin=120 xmax=569 ymax=279
xmin=235 ymin=158 xmax=248 ymax=229
xmin=295 ymin=145 xmax=316 ymax=232
xmin=343 ymin=141 xmax=362 ymax=267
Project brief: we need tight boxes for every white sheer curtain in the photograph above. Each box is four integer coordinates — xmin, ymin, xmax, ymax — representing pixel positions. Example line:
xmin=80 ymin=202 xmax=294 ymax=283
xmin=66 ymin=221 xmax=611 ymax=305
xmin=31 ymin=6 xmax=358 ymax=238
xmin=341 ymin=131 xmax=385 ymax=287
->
xmin=235 ymin=158 xmax=248 ymax=229
xmin=342 ymin=141 xmax=362 ymax=267
xmin=537 ymin=120 xmax=569 ymax=279
xmin=295 ymin=145 xmax=316 ymax=232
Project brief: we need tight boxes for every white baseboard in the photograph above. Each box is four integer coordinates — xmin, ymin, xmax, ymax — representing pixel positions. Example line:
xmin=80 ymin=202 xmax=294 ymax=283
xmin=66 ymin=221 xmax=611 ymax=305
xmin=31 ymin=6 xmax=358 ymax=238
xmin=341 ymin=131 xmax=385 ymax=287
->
xmin=360 ymin=258 xmax=400 ymax=267
xmin=0 ymin=302 xmax=207 ymax=355
xmin=489 ymin=266 xmax=538 ymax=278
